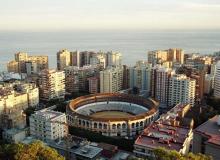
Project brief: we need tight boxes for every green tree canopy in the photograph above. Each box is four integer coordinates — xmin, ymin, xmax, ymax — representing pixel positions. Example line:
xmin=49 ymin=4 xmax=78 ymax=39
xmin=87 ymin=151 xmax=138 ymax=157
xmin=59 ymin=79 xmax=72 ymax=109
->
xmin=0 ymin=141 xmax=64 ymax=160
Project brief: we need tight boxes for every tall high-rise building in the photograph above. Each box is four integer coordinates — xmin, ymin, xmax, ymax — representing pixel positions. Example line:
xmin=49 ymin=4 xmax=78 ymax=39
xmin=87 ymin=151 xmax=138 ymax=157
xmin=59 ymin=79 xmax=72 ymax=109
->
xmin=38 ymin=69 xmax=65 ymax=101
xmin=65 ymin=65 xmax=99 ymax=93
xmin=148 ymin=48 xmax=184 ymax=66
xmin=106 ymin=51 xmax=122 ymax=67
xmin=70 ymin=51 xmax=80 ymax=67
xmin=88 ymin=77 xmax=100 ymax=94
xmin=168 ymin=74 xmax=196 ymax=107
xmin=129 ymin=62 xmax=152 ymax=92
xmin=151 ymin=66 xmax=175 ymax=106
xmin=8 ymin=52 xmax=48 ymax=74
xmin=214 ymin=61 xmax=220 ymax=98
xmin=100 ymin=67 xmax=123 ymax=93
xmin=57 ymin=49 xmax=71 ymax=70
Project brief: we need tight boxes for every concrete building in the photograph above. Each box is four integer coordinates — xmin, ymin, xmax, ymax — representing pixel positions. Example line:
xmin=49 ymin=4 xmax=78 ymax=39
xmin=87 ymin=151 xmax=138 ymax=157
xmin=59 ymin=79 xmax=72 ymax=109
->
xmin=70 ymin=50 xmax=80 ymax=67
xmin=122 ymin=65 xmax=129 ymax=90
xmin=57 ymin=49 xmax=71 ymax=70
xmin=0 ymin=82 xmax=39 ymax=129
xmin=7 ymin=60 xmax=19 ymax=73
xmin=106 ymin=51 xmax=122 ymax=67
xmin=204 ymin=74 xmax=214 ymax=94
xmin=151 ymin=66 xmax=174 ymax=107
xmin=90 ymin=52 xmax=106 ymax=69
xmin=214 ymin=61 xmax=220 ymax=98
xmin=65 ymin=66 xmax=79 ymax=93
xmin=88 ymin=77 xmax=100 ymax=94
xmin=38 ymin=69 xmax=65 ymax=101
xmin=134 ymin=104 xmax=193 ymax=158
xmin=129 ymin=62 xmax=152 ymax=92
xmin=148 ymin=48 xmax=184 ymax=66
xmin=100 ymin=67 xmax=123 ymax=93
xmin=30 ymin=109 xmax=68 ymax=141
xmin=168 ymin=74 xmax=196 ymax=107
xmin=193 ymin=115 xmax=220 ymax=160
xmin=65 ymin=65 xmax=99 ymax=93
xmin=190 ymin=71 xmax=205 ymax=103
xmin=8 ymin=52 xmax=48 ymax=74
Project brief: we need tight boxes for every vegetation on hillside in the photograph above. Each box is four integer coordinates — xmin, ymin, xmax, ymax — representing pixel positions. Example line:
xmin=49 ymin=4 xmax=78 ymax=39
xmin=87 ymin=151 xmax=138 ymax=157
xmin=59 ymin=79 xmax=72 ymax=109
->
xmin=0 ymin=141 xmax=64 ymax=160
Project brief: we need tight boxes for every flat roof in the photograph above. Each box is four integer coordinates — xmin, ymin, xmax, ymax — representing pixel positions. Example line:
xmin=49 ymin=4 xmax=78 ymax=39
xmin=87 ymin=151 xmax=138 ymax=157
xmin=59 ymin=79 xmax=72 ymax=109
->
xmin=73 ymin=144 xmax=103 ymax=159
xmin=194 ymin=115 xmax=220 ymax=146
xmin=33 ymin=109 xmax=65 ymax=120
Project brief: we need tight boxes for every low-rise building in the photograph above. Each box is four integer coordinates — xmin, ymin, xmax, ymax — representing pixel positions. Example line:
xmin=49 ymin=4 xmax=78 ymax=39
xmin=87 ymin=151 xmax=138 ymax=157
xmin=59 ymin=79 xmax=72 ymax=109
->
xmin=3 ymin=127 xmax=28 ymax=143
xmin=193 ymin=115 xmax=220 ymax=160
xmin=0 ymin=81 xmax=39 ymax=129
xmin=133 ymin=104 xmax=193 ymax=159
xmin=29 ymin=109 xmax=68 ymax=141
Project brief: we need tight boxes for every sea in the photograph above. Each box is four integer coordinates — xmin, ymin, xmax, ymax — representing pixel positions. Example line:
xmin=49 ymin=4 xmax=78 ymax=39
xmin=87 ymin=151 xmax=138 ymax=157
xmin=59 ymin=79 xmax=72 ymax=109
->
xmin=0 ymin=29 xmax=220 ymax=71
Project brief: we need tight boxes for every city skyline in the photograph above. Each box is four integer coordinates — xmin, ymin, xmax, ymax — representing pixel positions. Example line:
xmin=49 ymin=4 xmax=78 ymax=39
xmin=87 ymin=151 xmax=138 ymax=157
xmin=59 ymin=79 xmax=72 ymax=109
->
xmin=1 ymin=0 xmax=220 ymax=31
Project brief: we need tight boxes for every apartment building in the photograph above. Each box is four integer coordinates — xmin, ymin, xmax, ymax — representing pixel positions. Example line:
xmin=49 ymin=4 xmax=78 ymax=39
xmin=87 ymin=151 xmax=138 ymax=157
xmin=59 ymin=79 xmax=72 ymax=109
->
xmin=168 ymin=74 xmax=196 ymax=107
xmin=148 ymin=48 xmax=184 ymax=66
xmin=106 ymin=51 xmax=122 ymax=67
xmin=129 ymin=62 xmax=152 ymax=92
xmin=38 ymin=69 xmax=65 ymax=101
xmin=29 ymin=109 xmax=68 ymax=141
xmin=100 ymin=67 xmax=123 ymax=93
xmin=7 ymin=52 xmax=48 ymax=74
xmin=0 ymin=82 xmax=39 ymax=129
xmin=214 ymin=61 xmax=220 ymax=98
xmin=88 ymin=76 xmax=100 ymax=94
xmin=57 ymin=49 xmax=71 ymax=70
xmin=151 ymin=66 xmax=175 ymax=106
xmin=65 ymin=65 xmax=99 ymax=93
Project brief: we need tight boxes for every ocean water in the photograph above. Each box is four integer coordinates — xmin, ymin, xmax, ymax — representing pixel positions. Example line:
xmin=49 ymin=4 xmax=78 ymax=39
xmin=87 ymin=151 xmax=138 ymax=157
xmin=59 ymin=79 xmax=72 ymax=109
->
xmin=0 ymin=30 xmax=220 ymax=71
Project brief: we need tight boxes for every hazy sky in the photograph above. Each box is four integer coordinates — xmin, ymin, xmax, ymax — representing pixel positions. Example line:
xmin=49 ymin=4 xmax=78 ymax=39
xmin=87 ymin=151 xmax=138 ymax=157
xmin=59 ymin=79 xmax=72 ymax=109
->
xmin=0 ymin=0 xmax=220 ymax=31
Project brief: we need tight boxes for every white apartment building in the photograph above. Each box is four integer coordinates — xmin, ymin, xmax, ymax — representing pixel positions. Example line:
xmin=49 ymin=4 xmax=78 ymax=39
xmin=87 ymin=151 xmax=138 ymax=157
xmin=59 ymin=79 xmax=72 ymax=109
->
xmin=214 ymin=61 xmax=220 ymax=98
xmin=39 ymin=69 xmax=65 ymax=101
xmin=100 ymin=67 xmax=123 ymax=93
xmin=168 ymin=74 xmax=196 ymax=107
xmin=129 ymin=62 xmax=152 ymax=92
xmin=30 ymin=109 xmax=68 ymax=141
xmin=57 ymin=49 xmax=71 ymax=70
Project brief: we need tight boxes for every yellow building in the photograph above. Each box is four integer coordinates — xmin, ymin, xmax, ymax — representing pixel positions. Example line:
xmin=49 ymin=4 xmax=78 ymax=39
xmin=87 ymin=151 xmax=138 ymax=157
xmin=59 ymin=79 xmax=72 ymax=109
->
xmin=7 ymin=52 xmax=48 ymax=74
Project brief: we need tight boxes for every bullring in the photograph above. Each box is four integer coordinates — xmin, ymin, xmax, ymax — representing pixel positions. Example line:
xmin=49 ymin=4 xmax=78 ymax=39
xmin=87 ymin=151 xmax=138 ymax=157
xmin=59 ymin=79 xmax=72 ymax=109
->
xmin=66 ymin=93 xmax=159 ymax=137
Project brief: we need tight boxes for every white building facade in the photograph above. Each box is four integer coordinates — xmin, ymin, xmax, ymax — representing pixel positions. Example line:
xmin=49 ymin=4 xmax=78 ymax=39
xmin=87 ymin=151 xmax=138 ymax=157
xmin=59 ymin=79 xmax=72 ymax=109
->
xmin=30 ymin=109 xmax=68 ymax=141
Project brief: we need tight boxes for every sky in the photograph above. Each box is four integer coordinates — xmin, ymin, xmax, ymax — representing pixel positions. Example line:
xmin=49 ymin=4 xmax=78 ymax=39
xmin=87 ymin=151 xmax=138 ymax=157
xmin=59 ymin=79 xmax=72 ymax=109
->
xmin=0 ymin=0 xmax=220 ymax=31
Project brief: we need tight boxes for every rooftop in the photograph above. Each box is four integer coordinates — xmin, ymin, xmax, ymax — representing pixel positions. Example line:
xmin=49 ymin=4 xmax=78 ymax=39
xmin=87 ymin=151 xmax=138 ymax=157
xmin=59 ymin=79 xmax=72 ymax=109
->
xmin=134 ymin=103 xmax=192 ymax=152
xmin=73 ymin=144 xmax=103 ymax=159
xmin=33 ymin=109 xmax=65 ymax=120
xmin=194 ymin=115 xmax=220 ymax=146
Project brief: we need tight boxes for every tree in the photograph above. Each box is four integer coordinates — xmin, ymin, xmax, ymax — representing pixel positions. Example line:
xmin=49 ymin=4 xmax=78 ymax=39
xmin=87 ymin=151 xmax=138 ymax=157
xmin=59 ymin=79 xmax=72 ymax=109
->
xmin=0 ymin=141 xmax=64 ymax=160
xmin=153 ymin=147 xmax=212 ymax=160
